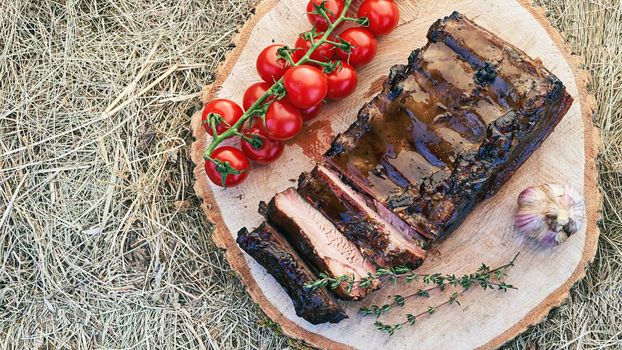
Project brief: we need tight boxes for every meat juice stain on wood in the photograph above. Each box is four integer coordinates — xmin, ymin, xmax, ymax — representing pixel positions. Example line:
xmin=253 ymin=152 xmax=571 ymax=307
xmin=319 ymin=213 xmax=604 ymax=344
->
xmin=291 ymin=119 xmax=334 ymax=161
xmin=367 ymin=75 xmax=389 ymax=98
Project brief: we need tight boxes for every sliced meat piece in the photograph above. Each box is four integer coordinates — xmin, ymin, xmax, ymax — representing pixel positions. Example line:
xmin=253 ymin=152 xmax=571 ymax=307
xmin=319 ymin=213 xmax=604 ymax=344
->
xmin=237 ymin=223 xmax=347 ymax=324
xmin=298 ymin=165 xmax=427 ymax=268
xmin=265 ymin=188 xmax=379 ymax=300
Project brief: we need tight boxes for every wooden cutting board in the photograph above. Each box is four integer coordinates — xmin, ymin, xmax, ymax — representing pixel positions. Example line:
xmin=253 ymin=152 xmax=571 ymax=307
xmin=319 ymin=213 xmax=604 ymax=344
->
xmin=190 ymin=1 xmax=601 ymax=349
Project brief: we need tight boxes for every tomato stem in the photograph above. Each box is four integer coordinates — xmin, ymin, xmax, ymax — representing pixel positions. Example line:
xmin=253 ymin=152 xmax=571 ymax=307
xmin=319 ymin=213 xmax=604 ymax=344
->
xmin=306 ymin=58 xmax=330 ymax=67
xmin=343 ymin=16 xmax=368 ymax=26
xmin=277 ymin=46 xmax=297 ymax=66
xmin=306 ymin=58 xmax=339 ymax=73
xmin=203 ymin=0 xmax=354 ymax=161
xmin=236 ymin=131 xmax=263 ymax=149
xmin=324 ymin=38 xmax=351 ymax=51
xmin=213 ymin=158 xmax=248 ymax=187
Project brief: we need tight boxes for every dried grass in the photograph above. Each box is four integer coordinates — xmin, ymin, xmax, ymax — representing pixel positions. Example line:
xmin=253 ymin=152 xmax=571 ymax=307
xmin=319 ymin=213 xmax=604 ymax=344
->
xmin=0 ymin=0 xmax=619 ymax=349
xmin=0 ymin=0 xmax=286 ymax=349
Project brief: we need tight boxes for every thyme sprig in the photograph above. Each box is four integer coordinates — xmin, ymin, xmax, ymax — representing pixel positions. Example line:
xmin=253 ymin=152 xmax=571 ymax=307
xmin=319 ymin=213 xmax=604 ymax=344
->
xmin=367 ymin=255 xmax=518 ymax=336
xmin=305 ymin=253 xmax=519 ymax=336
xmin=305 ymin=253 xmax=519 ymax=293
xmin=371 ymin=289 xmax=468 ymax=336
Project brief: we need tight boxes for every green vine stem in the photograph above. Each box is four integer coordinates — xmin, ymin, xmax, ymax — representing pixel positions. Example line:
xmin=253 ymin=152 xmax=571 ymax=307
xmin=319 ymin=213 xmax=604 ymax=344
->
xmin=203 ymin=0 xmax=355 ymax=162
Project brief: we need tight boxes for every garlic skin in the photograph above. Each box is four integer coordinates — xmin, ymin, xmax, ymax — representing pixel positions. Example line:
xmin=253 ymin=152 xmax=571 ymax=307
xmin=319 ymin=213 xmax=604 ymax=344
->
xmin=515 ymin=184 xmax=585 ymax=246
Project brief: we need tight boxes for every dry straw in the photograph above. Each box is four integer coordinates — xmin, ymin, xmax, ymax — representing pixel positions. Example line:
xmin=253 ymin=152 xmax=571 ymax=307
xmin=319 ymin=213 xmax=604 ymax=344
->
xmin=0 ymin=0 xmax=620 ymax=349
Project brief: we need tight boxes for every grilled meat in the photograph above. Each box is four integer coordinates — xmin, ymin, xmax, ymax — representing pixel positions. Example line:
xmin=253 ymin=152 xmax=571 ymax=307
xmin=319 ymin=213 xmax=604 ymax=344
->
xmin=264 ymin=188 xmax=380 ymax=300
xmin=237 ymin=223 xmax=347 ymax=324
xmin=298 ymin=165 xmax=427 ymax=268
xmin=236 ymin=12 xmax=573 ymax=324
xmin=324 ymin=12 xmax=573 ymax=242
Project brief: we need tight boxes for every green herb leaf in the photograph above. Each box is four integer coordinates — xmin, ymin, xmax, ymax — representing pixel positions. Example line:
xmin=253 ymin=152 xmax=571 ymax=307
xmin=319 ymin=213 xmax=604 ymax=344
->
xmin=394 ymin=266 xmax=411 ymax=274
xmin=449 ymin=292 xmax=461 ymax=306
xmin=498 ymin=282 xmax=515 ymax=291
xmin=374 ymin=321 xmax=392 ymax=336
xmin=417 ymin=289 xmax=430 ymax=298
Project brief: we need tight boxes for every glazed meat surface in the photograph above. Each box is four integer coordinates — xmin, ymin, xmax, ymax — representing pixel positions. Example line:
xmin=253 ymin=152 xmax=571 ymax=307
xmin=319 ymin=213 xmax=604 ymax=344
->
xmin=324 ymin=12 xmax=573 ymax=242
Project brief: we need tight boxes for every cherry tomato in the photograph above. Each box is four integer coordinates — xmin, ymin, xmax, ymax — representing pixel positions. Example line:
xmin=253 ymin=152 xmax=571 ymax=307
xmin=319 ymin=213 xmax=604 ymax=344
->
xmin=306 ymin=0 xmax=345 ymax=32
xmin=357 ymin=0 xmax=400 ymax=36
xmin=201 ymin=99 xmax=244 ymax=136
xmin=243 ymin=82 xmax=272 ymax=110
xmin=300 ymin=102 xmax=324 ymax=121
xmin=260 ymin=100 xmax=303 ymax=141
xmin=283 ymin=65 xmax=328 ymax=109
xmin=295 ymin=34 xmax=335 ymax=63
xmin=283 ymin=97 xmax=324 ymax=121
xmin=256 ymin=45 xmax=291 ymax=83
xmin=205 ymin=146 xmax=250 ymax=188
xmin=326 ymin=63 xmax=358 ymax=99
xmin=335 ymin=27 xmax=377 ymax=67
xmin=292 ymin=50 xmax=304 ymax=64
xmin=241 ymin=127 xmax=285 ymax=164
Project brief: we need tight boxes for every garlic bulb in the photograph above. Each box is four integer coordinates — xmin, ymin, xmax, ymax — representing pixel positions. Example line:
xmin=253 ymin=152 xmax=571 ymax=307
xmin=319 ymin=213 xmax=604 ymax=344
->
xmin=515 ymin=184 xmax=585 ymax=246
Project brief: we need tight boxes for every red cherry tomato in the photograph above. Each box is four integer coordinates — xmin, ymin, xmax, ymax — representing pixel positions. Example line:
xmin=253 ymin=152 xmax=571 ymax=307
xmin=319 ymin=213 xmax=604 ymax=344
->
xmin=205 ymin=147 xmax=250 ymax=188
xmin=306 ymin=0 xmax=345 ymax=32
xmin=295 ymin=35 xmax=335 ymax=62
xmin=283 ymin=97 xmax=324 ymax=121
xmin=283 ymin=65 xmax=328 ymax=109
xmin=335 ymin=27 xmax=377 ymax=67
xmin=201 ymin=99 xmax=244 ymax=136
xmin=326 ymin=63 xmax=358 ymax=99
xmin=300 ymin=102 xmax=324 ymax=121
xmin=241 ymin=127 xmax=285 ymax=164
xmin=260 ymin=100 xmax=303 ymax=141
xmin=292 ymin=49 xmax=304 ymax=64
xmin=357 ymin=0 xmax=400 ymax=36
xmin=256 ymin=45 xmax=291 ymax=83
xmin=243 ymin=82 xmax=272 ymax=110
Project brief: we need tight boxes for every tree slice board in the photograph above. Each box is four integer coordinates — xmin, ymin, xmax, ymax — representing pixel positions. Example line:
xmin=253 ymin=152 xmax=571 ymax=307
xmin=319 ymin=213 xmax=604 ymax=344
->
xmin=190 ymin=1 xmax=601 ymax=349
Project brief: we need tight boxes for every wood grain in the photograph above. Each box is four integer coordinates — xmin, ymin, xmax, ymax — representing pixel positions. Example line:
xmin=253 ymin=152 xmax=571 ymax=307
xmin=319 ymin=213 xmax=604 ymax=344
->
xmin=190 ymin=1 xmax=601 ymax=349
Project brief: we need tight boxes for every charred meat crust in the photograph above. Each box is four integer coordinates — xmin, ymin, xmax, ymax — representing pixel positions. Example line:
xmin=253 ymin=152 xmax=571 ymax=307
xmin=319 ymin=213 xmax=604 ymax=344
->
xmin=324 ymin=13 xmax=573 ymax=242
xmin=236 ymin=223 xmax=347 ymax=324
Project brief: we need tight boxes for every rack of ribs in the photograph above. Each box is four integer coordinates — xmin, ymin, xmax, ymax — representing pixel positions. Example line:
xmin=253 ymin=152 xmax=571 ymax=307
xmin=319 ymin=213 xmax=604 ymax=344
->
xmin=236 ymin=12 xmax=573 ymax=325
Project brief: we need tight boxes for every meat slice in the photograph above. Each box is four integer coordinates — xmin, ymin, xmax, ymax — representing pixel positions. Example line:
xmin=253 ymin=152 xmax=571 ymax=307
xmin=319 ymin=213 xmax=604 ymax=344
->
xmin=265 ymin=188 xmax=379 ymax=300
xmin=237 ymin=223 xmax=347 ymax=324
xmin=298 ymin=165 xmax=427 ymax=268
xmin=324 ymin=12 xmax=573 ymax=242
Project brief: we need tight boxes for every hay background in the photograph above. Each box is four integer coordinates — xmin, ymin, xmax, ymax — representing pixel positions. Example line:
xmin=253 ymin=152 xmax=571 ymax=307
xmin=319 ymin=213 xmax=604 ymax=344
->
xmin=0 ymin=0 xmax=619 ymax=349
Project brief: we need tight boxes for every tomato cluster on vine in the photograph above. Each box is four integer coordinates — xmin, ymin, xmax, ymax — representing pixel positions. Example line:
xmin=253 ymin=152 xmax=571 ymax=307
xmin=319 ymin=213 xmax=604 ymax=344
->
xmin=202 ymin=0 xmax=400 ymax=188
